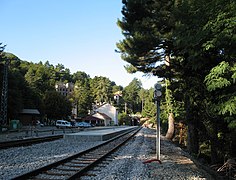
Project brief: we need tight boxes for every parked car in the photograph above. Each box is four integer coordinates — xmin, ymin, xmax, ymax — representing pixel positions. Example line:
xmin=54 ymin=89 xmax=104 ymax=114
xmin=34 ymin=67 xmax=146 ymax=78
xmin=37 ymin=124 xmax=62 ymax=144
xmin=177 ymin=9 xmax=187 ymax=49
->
xmin=36 ymin=120 xmax=44 ymax=127
xmin=55 ymin=120 xmax=72 ymax=128
xmin=75 ymin=122 xmax=91 ymax=128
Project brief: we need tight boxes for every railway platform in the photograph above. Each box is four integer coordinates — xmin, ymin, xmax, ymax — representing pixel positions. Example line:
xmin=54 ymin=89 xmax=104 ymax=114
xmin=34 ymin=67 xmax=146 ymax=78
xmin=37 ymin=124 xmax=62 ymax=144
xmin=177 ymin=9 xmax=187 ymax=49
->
xmin=64 ymin=126 xmax=137 ymax=141
xmin=0 ymin=126 xmax=79 ymax=142
xmin=0 ymin=126 xmax=137 ymax=142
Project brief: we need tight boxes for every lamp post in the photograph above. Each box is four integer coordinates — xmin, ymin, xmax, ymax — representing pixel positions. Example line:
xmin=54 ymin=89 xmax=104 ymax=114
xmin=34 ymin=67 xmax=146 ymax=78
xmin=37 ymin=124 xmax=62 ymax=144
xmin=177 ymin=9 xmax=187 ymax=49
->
xmin=154 ymin=83 xmax=162 ymax=161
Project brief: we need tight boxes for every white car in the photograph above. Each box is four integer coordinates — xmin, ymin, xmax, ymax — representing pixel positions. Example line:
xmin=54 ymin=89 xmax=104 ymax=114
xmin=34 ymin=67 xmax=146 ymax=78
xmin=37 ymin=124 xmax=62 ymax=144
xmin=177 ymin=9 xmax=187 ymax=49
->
xmin=56 ymin=120 xmax=72 ymax=128
xmin=36 ymin=120 xmax=44 ymax=127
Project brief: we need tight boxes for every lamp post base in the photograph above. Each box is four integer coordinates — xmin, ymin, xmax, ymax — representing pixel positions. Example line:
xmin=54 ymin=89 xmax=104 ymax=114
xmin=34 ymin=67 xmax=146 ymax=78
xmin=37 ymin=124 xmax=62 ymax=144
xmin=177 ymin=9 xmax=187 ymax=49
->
xmin=143 ymin=159 xmax=162 ymax=164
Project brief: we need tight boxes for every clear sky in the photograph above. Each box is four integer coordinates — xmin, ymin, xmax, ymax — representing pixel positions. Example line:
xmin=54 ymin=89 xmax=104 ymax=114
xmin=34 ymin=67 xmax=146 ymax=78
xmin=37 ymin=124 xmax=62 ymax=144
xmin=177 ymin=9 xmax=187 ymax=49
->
xmin=1 ymin=0 xmax=158 ymax=89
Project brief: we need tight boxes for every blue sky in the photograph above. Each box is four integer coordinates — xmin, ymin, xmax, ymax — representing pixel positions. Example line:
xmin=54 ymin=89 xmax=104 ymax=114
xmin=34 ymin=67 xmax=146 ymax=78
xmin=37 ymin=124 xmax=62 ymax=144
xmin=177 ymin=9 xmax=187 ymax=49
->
xmin=1 ymin=0 xmax=158 ymax=89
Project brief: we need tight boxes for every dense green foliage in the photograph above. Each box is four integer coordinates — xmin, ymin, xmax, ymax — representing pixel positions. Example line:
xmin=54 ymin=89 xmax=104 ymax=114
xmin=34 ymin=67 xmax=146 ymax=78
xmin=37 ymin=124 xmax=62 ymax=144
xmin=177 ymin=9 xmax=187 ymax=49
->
xmin=118 ymin=112 xmax=132 ymax=125
xmin=122 ymin=78 xmax=142 ymax=113
xmin=90 ymin=76 xmax=113 ymax=104
xmin=205 ymin=61 xmax=236 ymax=117
xmin=141 ymin=87 xmax=156 ymax=120
xmin=44 ymin=91 xmax=72 ymax=119
xmin=117 ymin=0 xmax=236 ymax=164
xmin=70 ymin=71 xmax=92 ymax=117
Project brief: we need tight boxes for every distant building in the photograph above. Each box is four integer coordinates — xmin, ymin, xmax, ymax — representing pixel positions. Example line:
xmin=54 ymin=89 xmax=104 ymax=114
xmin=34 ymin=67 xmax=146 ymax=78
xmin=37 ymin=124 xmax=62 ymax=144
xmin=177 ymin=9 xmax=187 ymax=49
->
xmin=19 ymin=109 xmax=40 ymax=125
xmin=93 ymin=103 xmax=118 ymax=125
xmin=113 ymin=91 xmax=122 ymax=105
xmin=55 ymin=82 xmax=76 ymax=117
xmin=55 ymin=82 xmax=74 ymax=96
xmin=83 ymin=112 xmax=112 ymax=126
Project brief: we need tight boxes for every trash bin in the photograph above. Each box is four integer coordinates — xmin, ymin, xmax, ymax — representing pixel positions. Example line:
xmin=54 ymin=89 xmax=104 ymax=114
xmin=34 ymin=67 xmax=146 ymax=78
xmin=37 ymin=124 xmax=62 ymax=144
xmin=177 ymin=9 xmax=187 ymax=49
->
xmin=10 ymin=120 xmax=20 ymax=130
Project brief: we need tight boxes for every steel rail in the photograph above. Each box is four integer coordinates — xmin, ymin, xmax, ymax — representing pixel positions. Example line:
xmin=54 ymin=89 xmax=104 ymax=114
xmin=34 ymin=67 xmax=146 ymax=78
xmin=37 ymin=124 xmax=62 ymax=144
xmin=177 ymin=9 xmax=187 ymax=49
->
xmin=12 ymin=127 xmax=141 ymax=180
xmin=0 ymin=135 xmax=63 ymax=149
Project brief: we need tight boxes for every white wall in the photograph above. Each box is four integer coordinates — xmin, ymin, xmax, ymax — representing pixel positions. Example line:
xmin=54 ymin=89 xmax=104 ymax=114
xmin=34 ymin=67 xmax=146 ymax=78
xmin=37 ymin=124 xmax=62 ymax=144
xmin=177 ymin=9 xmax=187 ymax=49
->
xmin=97 ymin=104 xmax=118 ymax=125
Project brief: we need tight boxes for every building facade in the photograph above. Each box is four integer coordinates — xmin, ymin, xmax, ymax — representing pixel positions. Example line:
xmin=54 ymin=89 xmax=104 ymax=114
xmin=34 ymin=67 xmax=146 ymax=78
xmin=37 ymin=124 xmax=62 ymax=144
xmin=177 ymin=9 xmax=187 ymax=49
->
xmin=94 ymin=103 xmax=118 ymax=125
xmin=55 ymin=82 xmax=74 ymax=96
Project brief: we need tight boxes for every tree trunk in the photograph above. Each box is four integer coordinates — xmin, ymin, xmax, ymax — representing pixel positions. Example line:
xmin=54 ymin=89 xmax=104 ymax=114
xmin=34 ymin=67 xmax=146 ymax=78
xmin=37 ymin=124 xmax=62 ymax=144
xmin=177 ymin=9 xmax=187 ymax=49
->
xmin=187 ymin=120 xmax=199 ymax=154
xmin=185 ymin=95 xmax=199 ymax=154
xmin=165 ymin=112 xmax=175 ymax=140
xmin=210 ymin=137 xmax=218 ymax=164
xmin=210 ymin=121 xmax=219 ymax=164
xmin=141 ymin=98 xmax=144 ymax=112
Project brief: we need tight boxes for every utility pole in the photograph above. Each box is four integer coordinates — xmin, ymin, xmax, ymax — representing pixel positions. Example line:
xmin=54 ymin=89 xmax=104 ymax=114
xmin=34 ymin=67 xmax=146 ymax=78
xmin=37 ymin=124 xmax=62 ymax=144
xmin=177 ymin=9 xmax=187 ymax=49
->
xmin=0 ymin=58 xmax=10 ymax=126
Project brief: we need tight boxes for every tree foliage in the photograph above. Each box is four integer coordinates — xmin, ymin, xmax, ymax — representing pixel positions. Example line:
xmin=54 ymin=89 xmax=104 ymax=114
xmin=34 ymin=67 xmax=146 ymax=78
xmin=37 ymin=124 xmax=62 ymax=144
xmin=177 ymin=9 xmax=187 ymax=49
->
xmin=117 ymin=0 xmax=236 ymax=162
xmin=123 ymin=78 xmax=142 ymax=113
xmin=118 ymin=111 xmax=132 ymax=125
xmin=0 ymin=47 xmax=153 ymax=129
xmin=90 ymin=76 xmax=113 ymax=104
xmin=71 ymin=71 xmax=93 ymax=117
xmin=44 ymin=91 xmax=72 ymax=120
xmin=205 ymin=61 xmax=236 ymax=130
xmin=141 ymin=87 xmax=156 ymax=119
xmin=24 ymin=61 xmax=60 ymax=95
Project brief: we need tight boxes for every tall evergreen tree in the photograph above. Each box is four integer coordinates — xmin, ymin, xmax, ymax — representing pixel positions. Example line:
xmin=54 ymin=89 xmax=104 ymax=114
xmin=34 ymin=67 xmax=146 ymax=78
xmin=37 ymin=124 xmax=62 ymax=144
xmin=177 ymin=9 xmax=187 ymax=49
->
xmin=173 ymin=0 xmax=236 ymax=159
xmin=117 ymin=0 xmax=236 ymax=160
xmin=71 ymin=71 xmax=92 ymax=117
xmin=24 ymin=62 xmax=55 ymax=95
xmin=44 ymin=91 xmax=72 ymax=120
xmin=90 ymin=76 xmax=113 ymax=104
xmin=138 ymin=88 xmax=149 ymax=112
xmin=123 ymin=78 xmax=142 ymax=113
xmin=117 ymin=0 xmax=177 ymax=140
xmin=141 ymin=87 xmax=156 ymax=121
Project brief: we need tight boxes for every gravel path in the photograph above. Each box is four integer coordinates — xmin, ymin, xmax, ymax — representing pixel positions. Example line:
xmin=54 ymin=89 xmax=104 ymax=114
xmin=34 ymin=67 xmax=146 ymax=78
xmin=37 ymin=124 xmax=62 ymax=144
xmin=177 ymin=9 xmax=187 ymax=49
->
xmin=80 ymin=127 xmax=214 ymax=180
xmin=0 ymin=127 xmax=215 ymax=180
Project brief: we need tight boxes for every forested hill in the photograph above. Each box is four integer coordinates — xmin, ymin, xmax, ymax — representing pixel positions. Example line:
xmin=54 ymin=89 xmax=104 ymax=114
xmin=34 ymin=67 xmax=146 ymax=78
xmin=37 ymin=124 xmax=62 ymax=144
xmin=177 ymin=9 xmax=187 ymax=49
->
xmin=0 ymin=51 xmax=155 ymax=122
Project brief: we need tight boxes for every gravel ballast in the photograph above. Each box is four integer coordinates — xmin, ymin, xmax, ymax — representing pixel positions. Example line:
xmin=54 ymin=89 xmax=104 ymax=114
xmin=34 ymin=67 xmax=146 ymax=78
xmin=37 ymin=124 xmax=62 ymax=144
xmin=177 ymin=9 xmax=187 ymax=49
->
xmin=0 ymin=127 xmax=214 ymax=179
xmin=81 ymin=127 xmax=213 ymax=180
xmin=0 ymin=139 xmax=102 ymax=179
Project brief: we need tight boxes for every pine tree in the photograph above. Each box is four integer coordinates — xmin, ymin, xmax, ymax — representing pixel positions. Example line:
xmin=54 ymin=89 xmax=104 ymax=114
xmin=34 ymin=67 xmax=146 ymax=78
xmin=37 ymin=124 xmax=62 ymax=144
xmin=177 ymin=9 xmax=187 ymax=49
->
xmin=117 ymin=0 xmax=236 ymax=159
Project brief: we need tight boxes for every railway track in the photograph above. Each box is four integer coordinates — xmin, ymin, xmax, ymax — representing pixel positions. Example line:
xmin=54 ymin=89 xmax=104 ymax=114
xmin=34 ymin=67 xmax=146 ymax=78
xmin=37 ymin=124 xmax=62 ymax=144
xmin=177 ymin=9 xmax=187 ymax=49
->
xmin=12 ymin=126 xmax=141 ymax=180
xmin=0 ymin=135 xmax=63 ymax=149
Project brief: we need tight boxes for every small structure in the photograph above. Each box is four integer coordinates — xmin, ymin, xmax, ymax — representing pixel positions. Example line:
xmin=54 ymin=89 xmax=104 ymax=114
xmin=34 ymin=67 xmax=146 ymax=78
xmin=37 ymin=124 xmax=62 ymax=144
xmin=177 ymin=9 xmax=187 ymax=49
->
xmin=83 ymin=112 xmax=112 ymax=126
xmin=19 ymin=109 xmax=40 ymax=125
xmin=82 ymin=115 xmax=103 ymax=126
xmin=92 ymin=112 xmax=112 ymax=126
xmin=113 ymin=91 xmax=122 ymax=105
xmin=93 ymin=103 xmax=118 ymax=125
